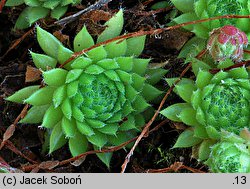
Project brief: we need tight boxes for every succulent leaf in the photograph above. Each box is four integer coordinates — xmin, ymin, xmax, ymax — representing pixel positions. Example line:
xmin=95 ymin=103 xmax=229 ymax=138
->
xmin=6 ymin=0 xmax=81 ymax=29
xmin=6 ymin=16 xmax=165 ymax=167
xmin=6 ymin=85 xmax=40 ymax=103
xmin=206 ymin=140 xmax=250 ymax=173
xmin=30 ymin=51 xmax=57 ymax=70
xmin=73 ymin=26 xmax=95 ymax=52
xmin=173 ymin=129 xmax=202 ymax=148
xmin=125 ymin=36 xmax=146 ymax=57
xmin=49 ymin=121 xmax=67 ymax=154
xmin=97 ymin=9 xmax=124 ymax=43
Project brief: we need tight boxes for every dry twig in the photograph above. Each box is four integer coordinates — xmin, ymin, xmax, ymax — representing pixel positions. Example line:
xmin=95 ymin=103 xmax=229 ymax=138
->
xmin=55 ymin=0 xmax=113 ymax=26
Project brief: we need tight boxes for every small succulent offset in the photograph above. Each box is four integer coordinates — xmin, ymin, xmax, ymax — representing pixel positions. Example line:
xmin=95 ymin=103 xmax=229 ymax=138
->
xmin=6 ymin=10 xmax=167 ymax=167
xmin=207 ymin=25 xmax=248 ymax=62
xmin=205 ymin=131 xmax=250 ymax=173
xmin=160 ymin=59 xmax=250 ymax=171
xmin=5 ymin=0 xmax=81 ymax=29
xmin=171 ymin=0 xmax=250 ymax=59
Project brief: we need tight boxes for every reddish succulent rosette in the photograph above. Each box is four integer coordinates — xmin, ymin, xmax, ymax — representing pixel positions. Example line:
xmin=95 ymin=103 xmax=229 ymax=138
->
xmin=207 ymin=25 xmax=248 ymax=62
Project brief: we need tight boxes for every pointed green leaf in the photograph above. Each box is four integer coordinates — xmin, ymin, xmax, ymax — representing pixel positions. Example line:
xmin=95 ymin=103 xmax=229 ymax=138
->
xmin=72 ymin=106 xmax=85 ymax=122
xmin=37 ymin=26 xmax=62 ymax=59
xmin=131 ymin=74 xmax=145 ymax=91
xmin=76 ymin=121 xmax=95 ymax=136
xmin=179 ymin=107 xmax=200 ymax=126
xmin=49 ymin=121 xmax=67 ymax=154
xmin=173 ymin=129 xmax=202 ymax=148
xmin=97 ymin=9 xmax=124 ymax=43
xmin=87 ymin=131 xmax=108 ymax=148
xmin=43 ymin=68 xmax=68 ymax=86
xmin=196 ymin=107 xmax=206 ymax=125
xmin=178 ymin=37 xmax=206 ymax=59
xmin=104 ymin=70 xmax=120 ymax=81
xmin=87 ymin=46 xmax=107 ymax=62
xmin=20 ymin=104 xmax=50 ymax=124
xmin=119 ymin=115 xmax=137 ymax=131
xmin=53 ymin=85 xmax=66 ymax=108
xmin=67 ymin=80 xmax=79 ymax=98
xmin=24 ymin=86 xmax=55 ymax=105
xmin=151 ymin=1 xmax=171 ymax=9
xmin=133 ymin=113 xmax=144 ymax=126
xmin=57 ymin=45 xmax=74 ymax=69
xmin=69 ymin=133 xmax=88 ymax=157
xmin=96 ymin=59 xmax=119 ymax=70
xmin=132 ymin=95 xmax=150 ymax=113
xmin=117 ymin=70 xmax=132 ymax=84
xmin=115 ymin=57 xmax=133 ymax=72
xmin=66 ymin=69 xmax=83 ymax=83
xmin=30 ymin=51 xmax=57 ymax=70
xmin=94 ymin=145 xmax=112 ymax=168
xmin=85 ymin=65 xmax=105 ymax=75
xmin=141 ymin=83 xmax=162 ymax=101
xmin=210 ymin=71 xmax=229 ymax=84
xmin=173 ymin=13 xmax=198 ymax=31
xmin=196 ymin=70 xmax=213 ymax=89
xmin=5 ymin=0 xmax=24 ymax=6
xmin=71 ymin=57 xmax=92 ymax=69
xmin=6 ymin=85 xmax=40 ymax=103
xmin=125 ymin=85 xmax=138 ymax=101
xmin=105 ymin=40 xmax=127 ymax=58
xmin=108 ymin=131 xmax=136 ymax=147
xmin=62 ymin=117 xmax=77 ymax=138
xmin=15 ymin=7 xmax=49 ymax=29
xmin=198 ymin=140 xmax=216 ymax=161
xmin=192 ymin=24 xmax=209 ymax=39
xmin=171 ymin=0 xmax=195 ymax=13
xmin=43 ymin=0 xmax=60 ymax=9
xmin=24 ymin=0 xmax=41 ymax=6
xmin=80 ymin=106 xmax=96 ymax=118
xmin=132 ymin=58 xmax=150 ymax=76
xmin=175 ymin=80 xmax=196 ymax=103
xmin=74 ymin=26 xmax=95 ymax=52
xmin=98 ymin=123 xmax=118 ymax=135
xmin=61 ymin=98 xmax=72 ymax=119
xmin=125 ymin=35 xmax=146 ymax=57
xmin=86 ymin=119 xmax=106 ymax=129
xmin=191 ymin=58 xmax=211 ymax=76
xmin=51 ymin=5 xmax=68 ymax=19
xmin=193 ymin=123 xmax=208 ymax=139
xmin=160 ymin=103 xmax=191 ymax=122
xmin=42 ymin=105 xmax=63 ymax=128
xmin=206 ymin=126 xmax=220 ymax=140
xmin=145 ymin=68 xmax=168 ymax=85
xmin=228 ymin=67 xmax=249 ymax=79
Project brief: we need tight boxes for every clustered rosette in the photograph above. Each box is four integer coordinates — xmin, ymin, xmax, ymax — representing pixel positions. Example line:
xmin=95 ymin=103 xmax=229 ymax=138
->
xmin=171 ymin=0 xmax=250 ymax=60
xmin=160 ymin=58 xmax=250 ymax=171
xmin=207 ymin=25 xmax=248 ymax=62
xmin=6 ymin=10 xmax=167 ymax=166
xmin=205 ymin=131 xmax=250 ymax=173
xmin=5 ymin=0 xmax=81 ymax=29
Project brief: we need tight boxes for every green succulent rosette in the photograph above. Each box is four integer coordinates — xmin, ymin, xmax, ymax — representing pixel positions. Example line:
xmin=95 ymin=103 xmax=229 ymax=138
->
xmin=160 ymin=59 xmax=250 ymax=161
xmin=6 ymin=10 xmax=167 ymax=167
xmin=170 ymin=0 xmax=250 ymax=59
xmin=5 ymin=0 xmax=81 ymax=29
xmin=205 ymin=131 xmax=250 ymax=173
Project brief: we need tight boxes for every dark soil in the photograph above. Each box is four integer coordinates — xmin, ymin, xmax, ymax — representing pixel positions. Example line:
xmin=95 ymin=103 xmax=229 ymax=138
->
xmin=0 ymin=0 xmax=207 ymax=173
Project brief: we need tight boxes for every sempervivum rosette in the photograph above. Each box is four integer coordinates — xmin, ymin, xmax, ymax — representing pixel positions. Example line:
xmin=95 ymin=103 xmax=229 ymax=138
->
xmin=171 ymin=0 xmax=250 ymax=59
xmin=6 ymin=10 xmax=167 ymax=166
xmin=205 ymin=130 xmax=250 ymax=173
xmin=5 ymin=0 xmax=81 ymax=29
xmin=160 ymin=59 xmax=250 ymax=162
xmin=207 ymin=25 xmax=248 ymax=62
